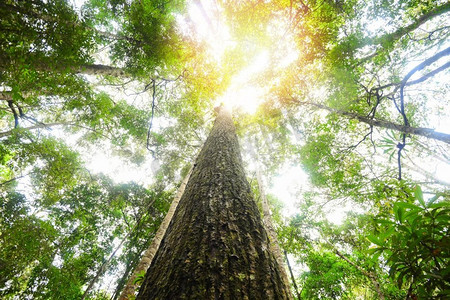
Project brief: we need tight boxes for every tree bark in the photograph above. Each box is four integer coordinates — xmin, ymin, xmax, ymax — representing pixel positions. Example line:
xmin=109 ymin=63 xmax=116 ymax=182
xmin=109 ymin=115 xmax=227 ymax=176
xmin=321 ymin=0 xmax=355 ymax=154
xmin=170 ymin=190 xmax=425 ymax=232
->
xmin=118 ymin=167 xmax=193 ymax=300
xmin=254 ymin=149 xmax=293 ymax=299
xmin=136 ymin=106 xmax=291 ymax=299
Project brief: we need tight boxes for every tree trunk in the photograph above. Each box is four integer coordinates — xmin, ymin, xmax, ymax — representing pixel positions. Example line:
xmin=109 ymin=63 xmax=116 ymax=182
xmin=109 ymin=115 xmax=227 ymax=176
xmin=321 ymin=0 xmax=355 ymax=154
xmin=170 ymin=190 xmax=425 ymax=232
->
xmin=118 ymin=167 xmax=193 ymax=300
xmin=253 ymin=146 xmax=292 ymax=299
xmin=136 ymin=106 xmax=291 ymax=299
xmin=81 ymin=230 xmax=132 ymax=300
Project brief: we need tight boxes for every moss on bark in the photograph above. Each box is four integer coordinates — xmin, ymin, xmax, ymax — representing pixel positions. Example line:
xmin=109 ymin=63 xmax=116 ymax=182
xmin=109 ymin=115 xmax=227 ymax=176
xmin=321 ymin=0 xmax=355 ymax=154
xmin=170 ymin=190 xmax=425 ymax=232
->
xmin=136 ymin=107 xmax=290 ymax=299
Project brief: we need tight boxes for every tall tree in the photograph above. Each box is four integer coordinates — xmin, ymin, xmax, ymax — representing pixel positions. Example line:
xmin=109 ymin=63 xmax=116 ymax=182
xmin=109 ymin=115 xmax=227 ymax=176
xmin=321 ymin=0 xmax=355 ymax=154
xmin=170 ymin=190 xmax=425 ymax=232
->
xmin=136 ymin=106 xmax=291 ymax=299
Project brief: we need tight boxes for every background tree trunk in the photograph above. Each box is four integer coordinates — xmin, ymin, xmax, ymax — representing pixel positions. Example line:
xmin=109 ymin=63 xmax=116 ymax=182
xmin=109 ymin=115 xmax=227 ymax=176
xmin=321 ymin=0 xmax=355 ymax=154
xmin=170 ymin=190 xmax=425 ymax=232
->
xmin=136 ymin=106 xmax=291 ymax=299
xmin=118 ymin=168 xmax=193 ymax=300
xmin=253 ymin=142 xmax=293 ymax=299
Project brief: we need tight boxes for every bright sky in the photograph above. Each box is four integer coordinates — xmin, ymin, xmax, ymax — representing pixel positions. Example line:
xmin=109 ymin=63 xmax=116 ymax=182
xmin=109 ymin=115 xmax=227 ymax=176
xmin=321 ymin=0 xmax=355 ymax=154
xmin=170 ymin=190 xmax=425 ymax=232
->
xmin=185 ymin=0 xmax=298 ymax=114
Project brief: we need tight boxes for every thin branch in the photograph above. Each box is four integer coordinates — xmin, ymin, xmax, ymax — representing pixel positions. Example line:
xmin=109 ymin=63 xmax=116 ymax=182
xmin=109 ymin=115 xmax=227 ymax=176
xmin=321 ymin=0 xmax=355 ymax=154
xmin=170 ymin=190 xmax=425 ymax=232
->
xmin=373 ymin=60 xmax=450 ymax=92
xmin=284 ymin=250 xmax=301 ymax=300
xmin=344 ymin=127 xmax=374 ymax=153
xmin=7 ymin=100 xmax=19 ymax=128
xmin=397 ymin=46 xmax=450 ymax=180
xmin=290 ymin=98 xmax=450 ymax=144
xmin=0 ymin=122 xmax=70 ymax=138
xmin=0 ymin=173 xmax=31 ymax=187
xmin=333 ymin=249 xmax=385 ymax=300
xmin=146 ymin=80 xmax=156 ymax=153
xmin=399 ymin=46 xmax=450 ymax=127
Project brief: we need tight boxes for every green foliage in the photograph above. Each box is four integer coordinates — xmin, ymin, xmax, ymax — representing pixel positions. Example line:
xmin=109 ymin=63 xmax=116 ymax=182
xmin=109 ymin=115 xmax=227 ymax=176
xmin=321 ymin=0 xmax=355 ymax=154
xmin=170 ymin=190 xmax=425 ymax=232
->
xmin=133 ymin=271 xmax=146 ymax=285
xmin=107 ymin=0 xmax=186 ymax=77
xmin=1 ymin=134 xmax=82 ymax=205
xmin=0 ymin=175 xmax=171 ymax=299
xmin=300 ymin=251 xmax=363 ymax=299
xmin=368 ymin=186 xmax=450 ymax=298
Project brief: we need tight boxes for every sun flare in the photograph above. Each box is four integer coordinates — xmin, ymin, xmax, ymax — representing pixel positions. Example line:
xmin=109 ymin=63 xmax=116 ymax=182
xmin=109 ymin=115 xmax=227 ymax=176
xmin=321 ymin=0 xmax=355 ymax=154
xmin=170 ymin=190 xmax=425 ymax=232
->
xmin=182 ymin=0 xmax=299 ymax=115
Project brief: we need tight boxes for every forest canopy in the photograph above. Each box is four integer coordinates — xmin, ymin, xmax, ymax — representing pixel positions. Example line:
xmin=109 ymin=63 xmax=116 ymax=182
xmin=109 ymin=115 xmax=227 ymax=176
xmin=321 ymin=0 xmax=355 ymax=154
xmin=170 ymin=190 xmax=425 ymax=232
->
xmin=0 ymin=0 xmax=449 ymax=299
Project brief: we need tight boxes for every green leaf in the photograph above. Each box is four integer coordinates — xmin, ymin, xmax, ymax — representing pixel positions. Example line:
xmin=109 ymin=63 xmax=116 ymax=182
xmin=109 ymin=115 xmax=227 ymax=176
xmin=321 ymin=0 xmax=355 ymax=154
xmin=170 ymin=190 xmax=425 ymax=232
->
xmin=379 ymin=226 xmax=395 ymax=241
xmin=428 ymin=195 xmax=440 ymax=205
xmin=397 ymin=268 xmax=410 ymax=288
xmin=397 ymin=224 xmax=411 ymax=234
xmin=375 ymin=218 xmax=394 ymax=225
xmin=394 ymin=204 xmax=404 ymax=223
xmin=415 ymin=185 xmax=425 ymax=207
xmin=367 ymin=235 xmax=384 ymax=246
xmin=396 ymin=202 xmax=422 ymax=211
xmin=428 ymin=202 xmax=450 ymax=209
xmin=367 ymin=247 xmax=384 ymax=255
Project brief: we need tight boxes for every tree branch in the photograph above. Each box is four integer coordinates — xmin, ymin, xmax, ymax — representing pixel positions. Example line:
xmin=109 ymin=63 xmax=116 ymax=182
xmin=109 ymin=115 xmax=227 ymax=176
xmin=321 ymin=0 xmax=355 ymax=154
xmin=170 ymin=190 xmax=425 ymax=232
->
xmin=284 ymin=250 xmax=301 ymax=300
xmin=370 ymin=3 xmax=450 ymax=46
xmin=146 ymin=80 xmax=156 ymax=153
xmin=397 ymin=46 xmax=450 ymax=180
xmin=7 ymin=100 xmax=19 ymax=128
xmin=290 ymin=98 xmax=450 ymax=144
xmin=333 ymin=249 xmax=385 ymax=300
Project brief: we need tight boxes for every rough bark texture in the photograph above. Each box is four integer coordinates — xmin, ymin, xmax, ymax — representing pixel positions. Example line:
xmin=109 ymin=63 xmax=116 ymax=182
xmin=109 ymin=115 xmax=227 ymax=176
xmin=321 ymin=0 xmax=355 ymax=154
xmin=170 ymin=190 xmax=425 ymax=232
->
xmin=119 ymin=168 xmax=193 ymax=300
xmin=255 ymin=164 xmax=293 ymax=299
xmin=136 ymin=107 xmax=291 ymax=299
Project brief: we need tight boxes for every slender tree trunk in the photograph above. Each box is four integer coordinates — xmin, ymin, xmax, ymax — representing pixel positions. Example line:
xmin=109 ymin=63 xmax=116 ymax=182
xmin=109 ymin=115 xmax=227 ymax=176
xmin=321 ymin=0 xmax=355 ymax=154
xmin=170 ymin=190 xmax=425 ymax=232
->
xmin=81 ymin=231 xmax=132 ymax=300
xmin=253 ymin=145 xmax=293 ymax=299
xmin=82 ymin=195 xmax=158 ymax=300
xmin=293 ymin=99 xmax=450 ymax=144
xmin=111 ymin=242 xmax=148 ymax=300
xmin=136 ymin=106 xmax=291 ymax=299
xmin=333 ymin=250 xmax=385 ymax=300
xmin=284 ymin=250 xmax=301 ymax=300
xmin=118 ymin=168 xmax=193 ymax=300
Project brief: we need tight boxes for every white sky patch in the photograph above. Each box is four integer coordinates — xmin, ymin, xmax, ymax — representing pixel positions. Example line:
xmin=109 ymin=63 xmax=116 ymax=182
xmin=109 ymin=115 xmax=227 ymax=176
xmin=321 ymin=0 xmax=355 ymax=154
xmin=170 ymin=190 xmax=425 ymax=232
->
xmin=266 ymin=17 xmax=299 ymax=70
xmin=216 ymin=51 xmax=271 ymax=113
xmin=85 ymin=152 xmax=154 ymax=184
xmin=186 ymin=0 xmax=235 ymax=63
xmin=268 ymin=164 xmax=307 ymax=217
xmin=268 ymin=163 xmax=360 ymax=225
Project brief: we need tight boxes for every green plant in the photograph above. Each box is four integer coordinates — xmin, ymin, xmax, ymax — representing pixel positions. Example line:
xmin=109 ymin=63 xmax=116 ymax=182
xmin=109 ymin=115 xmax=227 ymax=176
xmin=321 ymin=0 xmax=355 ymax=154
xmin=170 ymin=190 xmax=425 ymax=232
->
xmin=368 ymin=186 xmax=449 ymax=298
